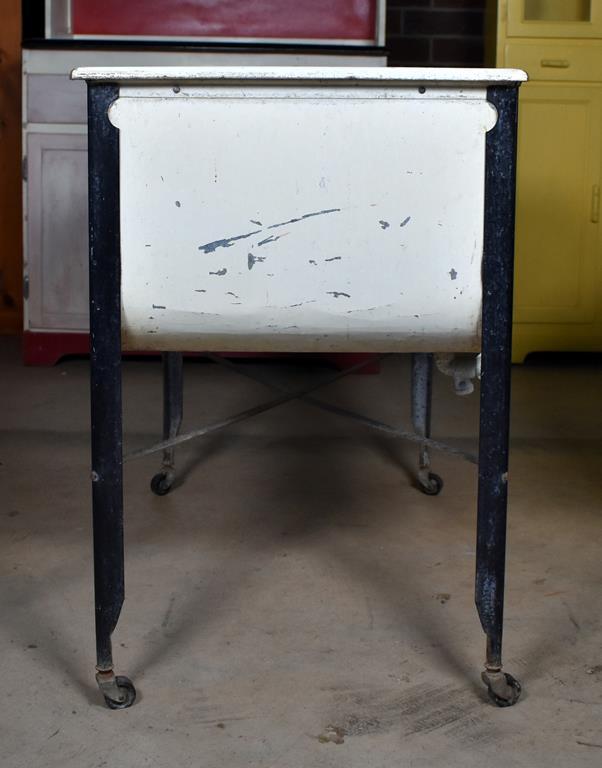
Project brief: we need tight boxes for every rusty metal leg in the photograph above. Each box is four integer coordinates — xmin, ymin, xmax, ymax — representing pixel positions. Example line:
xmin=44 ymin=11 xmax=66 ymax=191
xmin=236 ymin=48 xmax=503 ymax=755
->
xmin=411 ymin=353 xmax=443 ymax=495
xmin=151 ymin=352 xmax=183 ymax=496
xmin=88 ymin=82 xmax=136 ymax=709
xmin=475 ymin=84 xmax=521 ymax=707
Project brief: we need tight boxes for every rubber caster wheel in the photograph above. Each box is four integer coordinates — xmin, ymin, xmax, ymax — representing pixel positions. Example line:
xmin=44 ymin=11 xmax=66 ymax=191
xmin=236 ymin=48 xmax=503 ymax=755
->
xmin=419 ymin=472 xmax=443 ymax=496
xmin=150 ymin=472 xmax=173 ymax=496
xmin=103 ymin=676 xmax=137 ymax=710
xmin=484 ymin=672 xmax=521 ymax=708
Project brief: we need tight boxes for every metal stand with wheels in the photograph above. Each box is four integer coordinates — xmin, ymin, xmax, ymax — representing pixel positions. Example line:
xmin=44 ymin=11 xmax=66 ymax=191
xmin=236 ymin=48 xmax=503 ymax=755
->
xmin=81 ymin=67 xmax=525 ymax=710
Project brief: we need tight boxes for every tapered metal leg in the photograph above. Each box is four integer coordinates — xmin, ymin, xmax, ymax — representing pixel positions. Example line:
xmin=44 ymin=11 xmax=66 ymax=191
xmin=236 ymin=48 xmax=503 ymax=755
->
xmin=411 ymin=353 xmax=443 ymax=495
xmin=151 ymin=352 xmax=183 ymax=496
xmin=475 ymin=84 xmax=521 ymax=707
xmin=88 ymin=82 xmax=135 ymax=709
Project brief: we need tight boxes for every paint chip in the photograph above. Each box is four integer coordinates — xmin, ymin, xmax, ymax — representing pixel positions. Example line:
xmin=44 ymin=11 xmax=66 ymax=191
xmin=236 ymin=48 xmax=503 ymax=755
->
xmin=449 ymin=268 xmax=458 ymax=280
xmin=248 ymin=253 xmax=267 ymax=270
xmin=199 ymin=229 xmax=262 ymax=254
xmin=400 ymin=216 xmax=411 ymax=227
xmin=209 ymin=268 xmax=227 ymax=276
xmin=288 ymin=300 xmax=316 ymax=307
xmin=258 ymin=235 xmax=282 ymax=247
xmin=379 ymin=220 xmax=390 ymax=229
xmin=175 ymin=200 xmax=181 ymax=208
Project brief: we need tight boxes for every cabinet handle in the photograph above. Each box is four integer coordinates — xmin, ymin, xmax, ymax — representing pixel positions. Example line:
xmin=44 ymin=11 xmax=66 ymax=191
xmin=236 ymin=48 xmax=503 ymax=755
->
xmin=591 ymin=185 xmax=600 ymax=223
xmin=540 ymin=59 xmax=570 ymax=68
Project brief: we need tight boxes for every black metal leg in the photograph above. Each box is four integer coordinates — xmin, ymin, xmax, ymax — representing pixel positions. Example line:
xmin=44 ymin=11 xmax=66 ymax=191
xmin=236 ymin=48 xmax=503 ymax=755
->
xmin=151 ymin=352 xmax=184 ymax=496
xmin=475 ymin=85 xmax=521 ymax=707
xmin=411 ymin=353 xmax=443 ymax=495
xmin=88 ymin=82 xmax=136 ymax=709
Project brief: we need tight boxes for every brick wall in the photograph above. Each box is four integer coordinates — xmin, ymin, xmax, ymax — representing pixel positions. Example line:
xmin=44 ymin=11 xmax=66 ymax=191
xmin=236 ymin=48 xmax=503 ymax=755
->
xmin=386 ymin=0 xmax=486 ymax=67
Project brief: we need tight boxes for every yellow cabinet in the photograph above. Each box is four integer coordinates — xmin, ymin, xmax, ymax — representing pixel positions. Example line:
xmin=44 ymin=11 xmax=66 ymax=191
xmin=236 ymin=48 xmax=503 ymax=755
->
xmin=514 ymin=84 xmax=599 ymax=323
xmin=489 ymin=1 xmax=602 ymax=361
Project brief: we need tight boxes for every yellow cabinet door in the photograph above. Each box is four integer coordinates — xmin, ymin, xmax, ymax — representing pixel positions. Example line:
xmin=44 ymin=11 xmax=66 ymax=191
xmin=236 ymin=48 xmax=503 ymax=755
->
xmin=513 ymin=83 xmax=600 ymax=337
xmin=507 ymin=0 xmax=602 ymax=38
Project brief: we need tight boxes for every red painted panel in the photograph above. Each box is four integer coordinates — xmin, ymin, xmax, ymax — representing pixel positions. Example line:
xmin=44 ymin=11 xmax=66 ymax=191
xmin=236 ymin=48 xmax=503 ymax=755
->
xmin=72 ymin=0 xmax=377 ymax=41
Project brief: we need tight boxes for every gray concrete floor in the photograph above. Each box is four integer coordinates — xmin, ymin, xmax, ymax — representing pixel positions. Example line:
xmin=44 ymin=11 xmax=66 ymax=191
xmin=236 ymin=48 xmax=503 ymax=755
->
xmin=1 ymin=337 xmax=602 ymax=767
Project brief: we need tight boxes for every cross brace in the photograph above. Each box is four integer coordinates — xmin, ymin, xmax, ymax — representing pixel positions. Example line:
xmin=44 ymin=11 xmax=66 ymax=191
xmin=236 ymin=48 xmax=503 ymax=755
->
xmin=124 ymin=355 xmax=477 ymax=465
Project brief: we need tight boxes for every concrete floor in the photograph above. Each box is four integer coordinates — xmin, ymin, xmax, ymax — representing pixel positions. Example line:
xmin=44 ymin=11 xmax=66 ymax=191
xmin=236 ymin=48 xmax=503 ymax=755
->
xmin=1 ymin=337 xmax=601 ymax=767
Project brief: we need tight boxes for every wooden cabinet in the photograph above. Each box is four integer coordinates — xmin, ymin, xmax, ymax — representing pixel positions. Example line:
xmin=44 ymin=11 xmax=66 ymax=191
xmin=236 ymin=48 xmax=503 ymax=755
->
xmin=489 ymin=1 xmax=602 ymax=361
xmin=514 ymin=84 xmax=599 ymax=323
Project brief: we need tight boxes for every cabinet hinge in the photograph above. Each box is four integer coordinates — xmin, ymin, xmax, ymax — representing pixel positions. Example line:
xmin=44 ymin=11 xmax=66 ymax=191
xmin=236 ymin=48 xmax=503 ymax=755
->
xmin=22 ymin=156 xmax=28 ymax=181
xmin=591 ymin=185 xmax=600 ymax=224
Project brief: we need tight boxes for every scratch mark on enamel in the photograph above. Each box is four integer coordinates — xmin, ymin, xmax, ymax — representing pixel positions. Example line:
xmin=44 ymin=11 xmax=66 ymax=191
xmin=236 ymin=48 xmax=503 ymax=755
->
xmin=199 ymin=229 xmax=262 ymax=253
xmin=267 ymin=208 xmax=341 ymax=229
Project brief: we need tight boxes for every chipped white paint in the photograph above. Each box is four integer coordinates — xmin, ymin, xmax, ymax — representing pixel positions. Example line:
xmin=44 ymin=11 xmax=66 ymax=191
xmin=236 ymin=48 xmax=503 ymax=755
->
xmin=85 ymin=68 xmax=524 ymax=352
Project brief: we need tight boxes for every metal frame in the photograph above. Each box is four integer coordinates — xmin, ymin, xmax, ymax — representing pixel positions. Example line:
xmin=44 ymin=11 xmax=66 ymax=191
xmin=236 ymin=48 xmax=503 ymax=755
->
xmin=86 ymin=79 xmax=521 ymax=710
xmin=138 ymin=353 xmax=477 ymax=467
xmin=149 ymin=352 xmax=183 ymax=496
xmin=87 ymin=83 xmax=135 ymax=708
xmin=475 ymin=85 xmax=522 ymax=705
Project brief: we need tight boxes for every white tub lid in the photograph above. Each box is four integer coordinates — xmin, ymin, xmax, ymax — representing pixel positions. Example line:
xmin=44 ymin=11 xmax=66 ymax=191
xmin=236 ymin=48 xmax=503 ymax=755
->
xmin=71 ymin=65 xmax=528 ymax=86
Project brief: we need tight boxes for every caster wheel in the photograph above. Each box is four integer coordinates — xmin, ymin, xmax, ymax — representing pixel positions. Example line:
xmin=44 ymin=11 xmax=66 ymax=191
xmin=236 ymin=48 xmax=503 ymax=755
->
xmin=150 ymin=472 xmax=173 ymax=496
xmin=419 ymin=472 xmax=443 ymax=496
xmin=103 ymin=676 xmax=137 ymax=710
xmin=484 ymin=672 xmax=521 ymax=708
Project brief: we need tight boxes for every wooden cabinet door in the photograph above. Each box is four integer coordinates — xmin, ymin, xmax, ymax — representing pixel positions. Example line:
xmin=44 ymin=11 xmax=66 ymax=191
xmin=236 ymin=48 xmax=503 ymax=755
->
xmin=513 ymin=83 xmax=600 ymax=325
xmin=25 ymin=132 xmax=89 ymax=331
